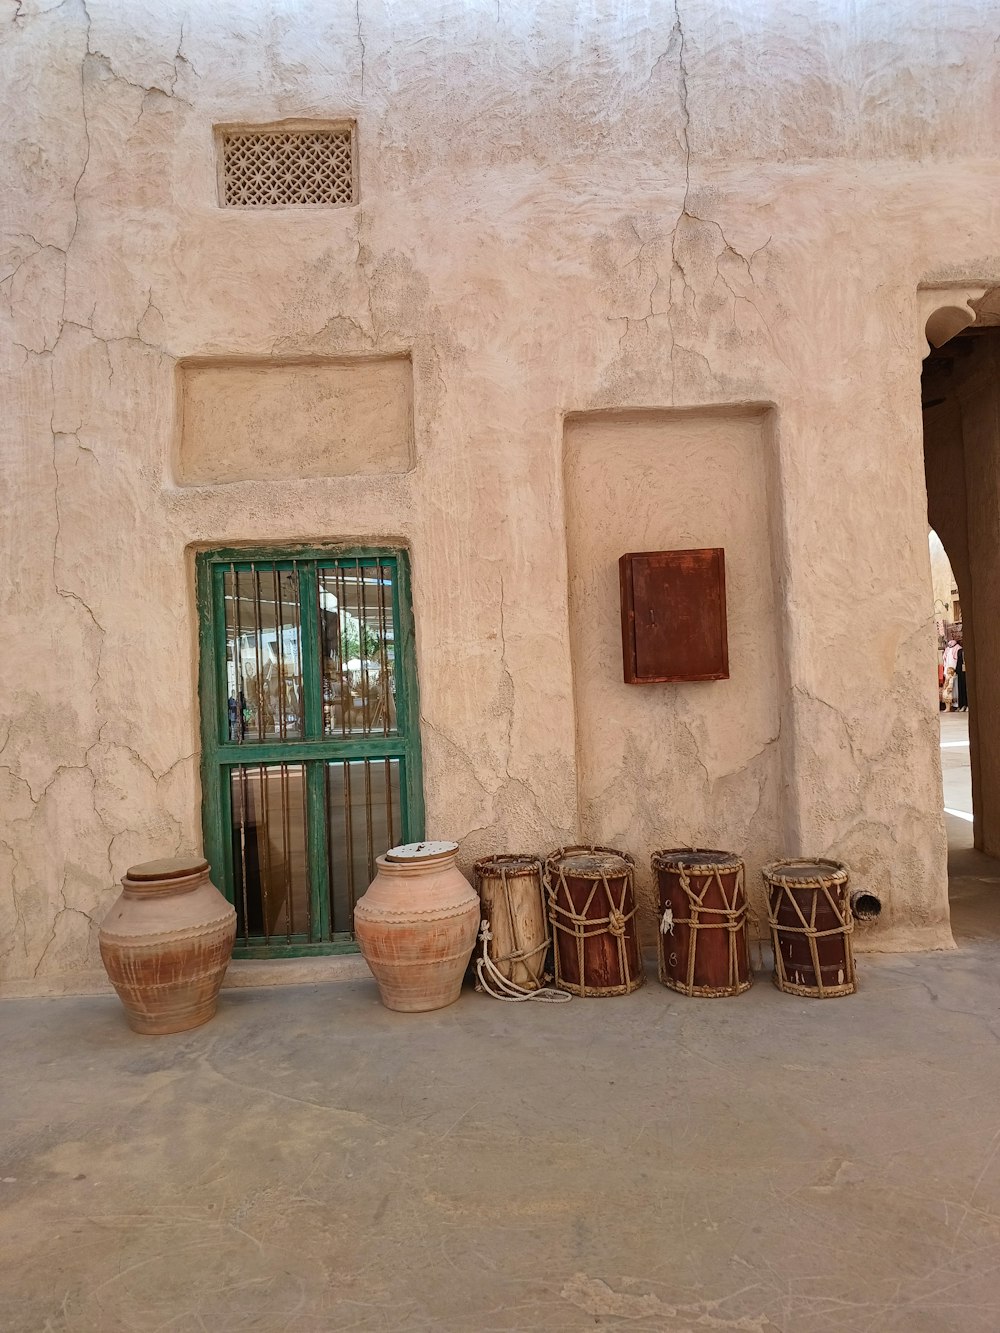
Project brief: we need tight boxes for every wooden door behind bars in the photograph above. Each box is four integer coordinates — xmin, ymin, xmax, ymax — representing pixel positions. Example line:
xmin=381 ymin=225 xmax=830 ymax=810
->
xmin=197 ymin=547 xmax=423 ymax=957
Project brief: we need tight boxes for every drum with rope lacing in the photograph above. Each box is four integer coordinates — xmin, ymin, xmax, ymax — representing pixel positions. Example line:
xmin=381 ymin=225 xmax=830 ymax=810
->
xmin=652 ymin=848 xmax=752 ymax=998
xmin=764 ymin=858 xmax=856 ymax=998
xmin=543 ymin=845 xmax=645 ymax=997
xmin=473 ymin=854 xmax=550 ymax=992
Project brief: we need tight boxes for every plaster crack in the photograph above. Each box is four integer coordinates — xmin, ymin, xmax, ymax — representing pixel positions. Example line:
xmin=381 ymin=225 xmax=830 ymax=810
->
xmin=673 ymin=0 xmax=691 ymax=210
xmin=167 ymin=18 xmax=190 ymax=92
xmin=645 ymin=45 xmax=672 ymax=91
xmin=792 ymin=684 xmax=862 ymax=768
xmin=10 ymin=0 xmax=75 ymax=22
xmin=2 ymin=871 xmax=29 ymax=965
xmin=31 ymin=877 xmax=99 ymax=977
xmin=82 ymin=7 xmax=190 ymax=101
xmin=156 ymin=751 xmax=197 ymax=785
xmin=613 ymin=220 xmax=665 ymax=347
xmin=419 ymin=716 xmax=493 ymax=801
xmin=497 ymin=576 xmax=516 ymax=783
xmin=51 ymin=417 xmax=107 ymax=697
xmin=0 ymin=767 xmax=33 ymax=805
xmin=0 ymin=236 xmax=45 ymax=284
xmin=137 ymin=290 xmax=165 ymax=341
xmin=356 ymin=0 xmax=366 ymax=95
xmin=667 ymin=0 xmax=692 ymax=403
xmin=678 ymin=714 xmax=711 ymax=791
xmin=32 ymin=877 xmax=67 ymax=976
xmin=61 ymin=0 xmax=94 ymax=325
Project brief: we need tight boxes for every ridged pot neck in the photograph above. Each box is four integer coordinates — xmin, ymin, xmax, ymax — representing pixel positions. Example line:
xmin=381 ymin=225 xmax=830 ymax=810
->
xmin=375 ymin=852 xmax=458 ymax=878
xmin=121 ymin=868 xmax=209 ymax=898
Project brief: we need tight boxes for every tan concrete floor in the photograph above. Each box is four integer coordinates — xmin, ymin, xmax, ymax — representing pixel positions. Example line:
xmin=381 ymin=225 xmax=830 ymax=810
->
xmin=3 ymin=719 xmax=1000 ymax=1332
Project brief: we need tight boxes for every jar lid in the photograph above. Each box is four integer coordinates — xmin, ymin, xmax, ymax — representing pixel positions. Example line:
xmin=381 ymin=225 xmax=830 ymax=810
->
xmin=384 ymin=841 xmax=458 ymax=863
xmin=125 ymin=856 xmax=210 ymax=882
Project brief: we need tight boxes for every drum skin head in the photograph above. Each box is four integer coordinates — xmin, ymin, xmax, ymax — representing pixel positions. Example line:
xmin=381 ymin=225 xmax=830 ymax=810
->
xmin=556 ymin=852 xmax=629 ymax=878
xmin=652 ymin=848 xmax=741 ymax=871
xmin=474 ymin=854 xmax=540 ymax=878
xmin=764 ymin=858 xmax=848 ymax=886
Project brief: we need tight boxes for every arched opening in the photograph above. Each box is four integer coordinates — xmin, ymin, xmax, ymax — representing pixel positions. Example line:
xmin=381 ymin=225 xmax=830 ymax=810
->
xmin=922 ymin=288 xmax=1000 ymax=933
xmin=927 ymin=529 xmax=970 ymax=835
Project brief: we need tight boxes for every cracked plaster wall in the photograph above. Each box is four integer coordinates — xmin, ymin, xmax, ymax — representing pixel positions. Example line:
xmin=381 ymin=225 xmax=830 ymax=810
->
xmin=4 ymin=0 xmax=1000 ymax=987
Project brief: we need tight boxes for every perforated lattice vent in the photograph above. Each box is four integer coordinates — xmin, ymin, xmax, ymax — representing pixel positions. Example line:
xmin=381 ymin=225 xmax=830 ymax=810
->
xmin=220 ymin=126 xmax=355 ymax=208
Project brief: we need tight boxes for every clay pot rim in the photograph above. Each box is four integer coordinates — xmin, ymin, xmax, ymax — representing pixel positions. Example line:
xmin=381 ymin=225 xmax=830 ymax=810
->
xmin=473 ymin=853 xmax=541 ymax=878
xmin=375 ymin=850 xmax=459 ymax=876
xmin=122 ymin=865 xmax=210 ymax=896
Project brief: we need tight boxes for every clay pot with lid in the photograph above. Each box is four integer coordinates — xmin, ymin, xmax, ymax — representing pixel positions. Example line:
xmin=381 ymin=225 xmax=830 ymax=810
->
xmin=98 ymin=856 xmax=237 ymax=1035
xmin=354 ymin=841 xmax=480 ymax=1012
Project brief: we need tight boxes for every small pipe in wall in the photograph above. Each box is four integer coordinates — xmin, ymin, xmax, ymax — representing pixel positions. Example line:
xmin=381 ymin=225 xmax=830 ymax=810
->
xmin=851 ymin=890 xmax=882 ymax=922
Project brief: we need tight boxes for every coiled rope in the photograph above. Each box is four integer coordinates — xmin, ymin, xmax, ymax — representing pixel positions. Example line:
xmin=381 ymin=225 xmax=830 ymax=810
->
xmin=474 ymin=921 xmax=572 ymax=1003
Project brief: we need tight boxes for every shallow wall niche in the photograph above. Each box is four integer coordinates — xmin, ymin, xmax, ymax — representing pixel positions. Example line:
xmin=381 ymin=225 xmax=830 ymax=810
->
xmin=563 ymin=407 xmax=782 ymax=919
xmin=177 ymin=355 xmax=414 ymax=485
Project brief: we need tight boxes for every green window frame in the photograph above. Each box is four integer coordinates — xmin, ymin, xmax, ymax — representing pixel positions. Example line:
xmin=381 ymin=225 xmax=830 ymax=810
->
xmin=196 ymin=545 xmax=424 ymax=958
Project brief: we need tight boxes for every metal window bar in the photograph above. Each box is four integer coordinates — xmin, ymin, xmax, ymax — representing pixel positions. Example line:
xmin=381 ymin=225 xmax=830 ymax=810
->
xmin=377 ymin=562 xmax=390 ymax=737
xmin=274 ymin=565 xmax=285 ymax=742
xmin=203 ymin=552 xmax=418 ymax=956
xmin=326 ymin=757 xmax=402 ymax=933
xmin=231 ymin=761 xmax=309 ymax=943
xmin=338 ymin=564 xmax=349 ymax=739
xmin=235 ymin=765 xmax=250 ymax=941
xmin=343 ymin=759 xmax=355 ymax=919
xmin=358 ymin=558 xmax=370 ymax=734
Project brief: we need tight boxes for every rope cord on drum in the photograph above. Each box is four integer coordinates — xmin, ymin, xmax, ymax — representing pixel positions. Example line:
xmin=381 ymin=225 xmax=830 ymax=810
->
xmin=474 ymin=920 xmax=572 ymax=1003
xmin=658 ymin=862 xmax=763 ymax=988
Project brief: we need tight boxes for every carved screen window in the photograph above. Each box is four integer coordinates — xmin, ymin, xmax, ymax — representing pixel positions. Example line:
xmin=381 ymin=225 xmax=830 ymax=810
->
xmin=217 ymin=123 xmax=356 ymax=208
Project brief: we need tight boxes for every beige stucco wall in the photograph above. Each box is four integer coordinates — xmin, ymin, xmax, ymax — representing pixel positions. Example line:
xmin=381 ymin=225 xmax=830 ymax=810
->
xmin=5 ymin=0 xmax=1000 ymax=987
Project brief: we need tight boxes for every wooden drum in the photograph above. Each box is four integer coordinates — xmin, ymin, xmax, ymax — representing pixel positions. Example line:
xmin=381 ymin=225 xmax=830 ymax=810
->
xmin=652 ymin=849 xmax=752 ymax=997
xmin=473 ymin=854 xmax=549 ymax=991
xmin=543 ymin=846 xmax=645 ymax=997
xmin=764 ymin=858 xmax=856 ymax=998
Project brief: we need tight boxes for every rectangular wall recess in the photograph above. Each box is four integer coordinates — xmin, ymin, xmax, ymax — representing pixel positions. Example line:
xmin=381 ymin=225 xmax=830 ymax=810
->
xmin=177 ymin=356 xmax=413 ymax=486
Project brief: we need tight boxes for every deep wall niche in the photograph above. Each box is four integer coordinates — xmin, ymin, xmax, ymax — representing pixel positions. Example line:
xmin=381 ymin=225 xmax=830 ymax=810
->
xmin=563 ymin=407 xmax=783 ymax=918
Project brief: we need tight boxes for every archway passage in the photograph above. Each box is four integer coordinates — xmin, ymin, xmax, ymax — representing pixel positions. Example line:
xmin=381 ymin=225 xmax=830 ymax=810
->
xmin=922 ymin=296 xmax=1000 ymax=935
xmin=928 ymin=530 xmax=971 ymax=836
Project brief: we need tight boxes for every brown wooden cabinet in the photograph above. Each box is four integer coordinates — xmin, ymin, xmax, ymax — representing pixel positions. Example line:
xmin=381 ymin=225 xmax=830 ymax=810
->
xmin=619 ymin=548 xmax=729 ymax=683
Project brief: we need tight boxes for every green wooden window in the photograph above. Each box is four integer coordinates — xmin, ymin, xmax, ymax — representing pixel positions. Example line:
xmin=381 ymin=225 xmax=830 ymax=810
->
xmin=197 ymin=547 xmax=424 ymax=958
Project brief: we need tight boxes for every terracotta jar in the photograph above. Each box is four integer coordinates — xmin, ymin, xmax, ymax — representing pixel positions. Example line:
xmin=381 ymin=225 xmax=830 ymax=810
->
xmin=354 ymin=841 xmax=480 ymax=1012
xmin=99 ymin=856 xmax=237 ymax=1035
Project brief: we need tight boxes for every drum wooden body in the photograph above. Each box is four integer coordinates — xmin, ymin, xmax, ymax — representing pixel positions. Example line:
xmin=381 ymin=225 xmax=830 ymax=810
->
xmin=764 ymin=858 xmax=856 ymax=998
xmin=543 ymin=846 xmax=645 ymax=997
xmin=652 ymin=849 xmax=751 ymax=997
xmin=473 ymin=855 xmax=549 ymax=991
